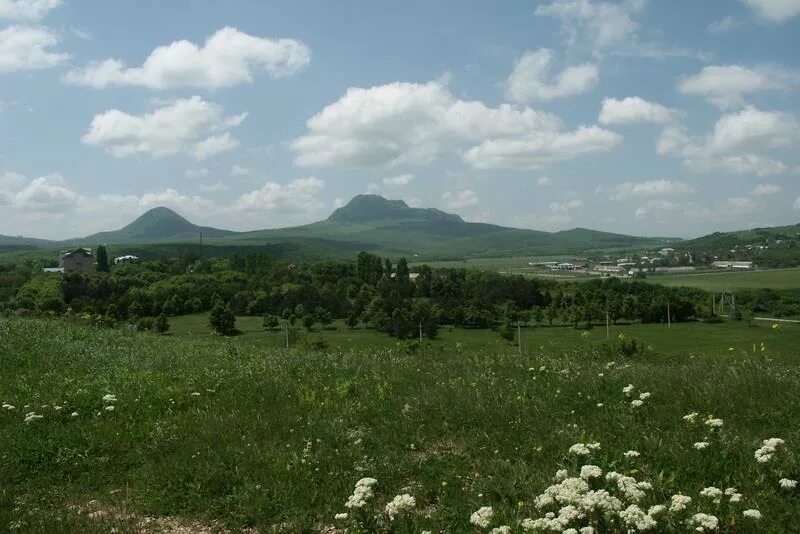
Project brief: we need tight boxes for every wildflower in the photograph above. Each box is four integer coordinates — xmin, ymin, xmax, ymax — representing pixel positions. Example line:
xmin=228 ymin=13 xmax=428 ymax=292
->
xmin=704 ymin=418 xmax=724 ymax=429
xmin=772 ymin=323 xmax=781 ymax=331
xmin=669 ymin=494 xmax=692 ymax=512
xmin=742 ymin=509 xmax=761 ymax=520
xmin=554 ymin=469 xmax=569 ymax=481
xmin=624 ymin=450 xmax=640 ymax=458
xmin=345 ymin=477 xmax=377 ymax=509
xmin=580 ymin=528 xmax=595 ymax=534
xmin=596 ymin=403 xmax=604 ymax=407
xmin=2 ymin=403 xmax=15 ymax=410
xmin=104 ymin=405 xmax=115 ymax=411
xmin=631 ymin=399 xmax=644 ymax=408
xmin=70 ymin=411 xmax=79 ymax=417
xmin=619 ymin=505 xmax=657 ymax=531
xmin=102 ymin=394 xmax=117 ymax=403
xmin=623 ymin=384 xmax=635 ymax=396
xmin=334 ymin=512 xmax=347 ymax=520
xmin=385 ymin=493 xmax=415 ymax=520
xmin=54 ymin=405 xmax=62 ymax=411
xmin=700 ymin=487 xmax=723 ymax=504
xmin=470 ymin=506 xmax=494 ymax=528
xmin=754 ymin=437 xmax=785 ymax=463
xmin=689 ymin=513 xmax=719 ymax=531
xmin=580 ymin=465 xmax=603 ymax=480
xmin=191 ymin=392 xmax=201 ymax=397
xmin=568 ymin=442 xmax=600 ymax=456
xmin=683 ymin=412 xmax=699 ymax=423
xmin=490 ymin=527 xmax=511 ymax=534
xmin=779 ymin=478 xmax=797 ymax=489
xmin=24 ymin=412 xmax=43 ymax=424
xmin=648 ymin=505 xmax=666 ymax=517
xmin=694 ymin=441 xmax=710 ymax=450
xmin=638 ymin=392 xmax=651 ymax=400
xmin=728 ymin=493 xmax=742 ymax=503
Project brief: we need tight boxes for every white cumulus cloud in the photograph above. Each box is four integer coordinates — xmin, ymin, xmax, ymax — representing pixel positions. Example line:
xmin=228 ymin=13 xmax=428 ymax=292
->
xmin=537 ymin=176 xmax=553 ymax=186
xmin=505 ymin=48 xmax=598 ymax=102
xmin=442 ymin=189 xmax=478 ymax=209
xmin=535 ymin=0 xmax=642 ymax=51
xmin=741 ymin=0 xmax=800 ymax=22
xmin=382 ymin=174 xmax=414 ymax=187
xmin=0 ymin=0 xmax=60 ymax=21
xmin=599 ymin=96 xmax=679 ymax=125
xmin=613 ymin=180 xmax=694 ymax=200
xmin=82 ymin=96 xmax=246 ymax=160
xmin=678 ymin=65 xmax=797 ymax=108
xmin=233 ymin=177 xmax=324 ymax=213
xmin=64 ymin=27 xmax=311 ymax=90
xmin=292 ymin=80 xmax=620 ymax=170
xmin=0 ymin=24 xmax=68 ymax=73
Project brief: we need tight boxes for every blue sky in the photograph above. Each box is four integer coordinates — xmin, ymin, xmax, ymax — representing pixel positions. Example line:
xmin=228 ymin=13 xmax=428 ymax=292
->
xmin=1 ymin=0 xmax=799 ymax=239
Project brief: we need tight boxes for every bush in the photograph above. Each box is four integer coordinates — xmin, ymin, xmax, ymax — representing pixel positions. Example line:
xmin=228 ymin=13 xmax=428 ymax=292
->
xmin=155 ymin=313 xmax=170 ymax=334
xmin=209 ymin=302 xmax=236 ymax=336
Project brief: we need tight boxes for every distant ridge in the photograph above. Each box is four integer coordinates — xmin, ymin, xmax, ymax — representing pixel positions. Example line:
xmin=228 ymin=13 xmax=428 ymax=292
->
xmin=82 ymin=207 xmax=236 ymax=244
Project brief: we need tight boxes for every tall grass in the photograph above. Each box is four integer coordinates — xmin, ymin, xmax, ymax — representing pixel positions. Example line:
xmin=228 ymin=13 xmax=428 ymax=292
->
xmin=0 ymin=318 xmax=798 ymax=532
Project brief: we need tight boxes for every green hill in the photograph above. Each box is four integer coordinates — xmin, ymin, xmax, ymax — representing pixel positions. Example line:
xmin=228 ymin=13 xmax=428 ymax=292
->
xmin=82 ymin=207 xmax=236 ymax=244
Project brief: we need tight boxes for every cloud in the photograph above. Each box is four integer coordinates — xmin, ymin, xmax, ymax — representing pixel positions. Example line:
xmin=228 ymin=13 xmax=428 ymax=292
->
xmin=505 ymin=49 xmax=598 ymax=102
xmin=678 ymin=65 xmax=797 ymax=108
xmin=64 ymin=27 xmax=311 ymax=89
xmin=598 ymin=96 xmax=680 ymax=125
xmin=550 ymin=199 xmax=583 ymax=213
xmin=659 ymin=107 xmax=798 ymax=175
xmin=82 ymin=96 xmax=246 ymax=160
xmin=292 ymin=80 xmax=620 ymax=170
xmin=535 ymin=0 xmax=642 ymax=51
xmin=613 ymin=180 xmax=694 ymax=200
xmin=12 ymin=173 xmax=77 ymax=209
xmin=741 ymin=0 xmax=800 ymax=22
xmin=537 ymin=176 xmax=553 ymax=186
xmin=794 ymin=197 xmax=800 ymax=210
xmin=0 ymin=24 xmax=68 ymax=73
xmin=382 ymin=174 xmax=414 ymax=187
xmin=441 ymin=189 xmax=478 ymax=209
xmin=0 ymin=0 xmax=60 ymax=21
xmin=752 ymin=183 xmax=781 ymax=196
xmin=233 ymin=177 xmax=324 ymax=213
xmin=707 ymin=16 xmax=741 ymax=34
xmin=231 ymin=165 xmax=249 ymax=176
xmin=462 ymin=125 xmax=621 ymax=170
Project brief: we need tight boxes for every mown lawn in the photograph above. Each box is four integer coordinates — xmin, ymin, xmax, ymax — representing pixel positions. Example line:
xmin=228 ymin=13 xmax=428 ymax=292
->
xmin=1 ymin=318 xmax=799 ymax=532
xmin=647 ymin=268 xmax=800 ymax=291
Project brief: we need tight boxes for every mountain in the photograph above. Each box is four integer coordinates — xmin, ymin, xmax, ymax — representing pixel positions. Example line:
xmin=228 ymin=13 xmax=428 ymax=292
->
xmin=0 ymin=234 xmax=56 ymax=254
xmin=228 ymin=195 xmax=669 ymax=258
xmin=82 ymin=207 xmax=237 ymax=244
xmin=328 ymin=194 xmax=463 ymax=224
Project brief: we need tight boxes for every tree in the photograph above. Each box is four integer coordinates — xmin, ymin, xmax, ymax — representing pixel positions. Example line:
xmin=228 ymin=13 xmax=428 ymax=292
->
xmin=345 ymin=312 xmax=360 ymax=329
xmin=302 ymin=314 xmax=316 ymax=331
xmin=263 ymin=313 xmax=280 ymax=330
xmin=155 ymin=313 xmax=170 ymax=334
xmin=96 ymin=245 xmax=110 ymax=272
xmin=209 ymin=302 xmax=236 ymax=336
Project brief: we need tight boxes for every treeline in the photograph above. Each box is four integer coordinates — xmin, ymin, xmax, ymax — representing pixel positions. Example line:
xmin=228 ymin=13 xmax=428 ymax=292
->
xmin=3 ymin=251 xmax=796 ymax=338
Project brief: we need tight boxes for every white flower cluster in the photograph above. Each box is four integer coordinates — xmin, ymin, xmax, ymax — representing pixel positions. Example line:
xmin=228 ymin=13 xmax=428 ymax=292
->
xmin=2 ymin=402 xmax=15 ymax=410
xmin=669 ymin=494 xmax=692 ymax=512
xmin=568 ymin=442 xmax=601 ymax=456
xmin=385 ymin=493 xmax=415 ymax=520
xmin=682 ymin=412 xmax=699 ymax=423
xmin=693 ymin=441 xmax=710 ymax=450
xmin=779 ymin=478 xmax=797 ymax=489
xmin=470 ymin=506 xmax=494 ymax=528
xmin=622 ymin=384 xmax=635 ymax=397
xmin=688 ymin=512 xmax=719 ymax=531
xmin=619 ymin=504 xmax=657 ymax=531
xmin=699 ymin=486 xmax=723 ymax=504
xmin=754 ymin=437 xmax=785 ymax=463
xmin=623 ymin=450 xmax=640 ymax=458
xmin=704 ymin=418 xmax=724 ymax=429
xmin=102 ymin=394 xmax=117 ymax=403
xmin=489 ymin=526 xmax=511 ymax=534
xmin=742 ymin=509 xmax=761 ymax=520
xmin=344 ymin=477 xmax=377 ymax=509
xmin=579 ymin=465 xmax=603 ymax=480
xmin=24 ymin=412 xmax=43 ymax=424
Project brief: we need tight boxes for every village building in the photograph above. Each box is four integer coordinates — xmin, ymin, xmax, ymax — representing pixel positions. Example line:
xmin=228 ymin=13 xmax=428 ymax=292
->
xmin=59 ymin=248 xmax=95 ymax=273
xmin=711 ymin=260 xmax=754 ymax=270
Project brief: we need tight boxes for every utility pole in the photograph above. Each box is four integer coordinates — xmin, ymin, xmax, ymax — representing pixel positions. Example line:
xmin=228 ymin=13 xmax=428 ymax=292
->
xmin=284 ymin=321 xmax=289 ymax=349
xmin=419 ymin=322 xmax=422 ymax=343
xmin=200 ymin=231 xmax=204 ymax=259
xmin=711 ymin=292 xmax=715 ymax=315
xmin=605 ymin=310 xmax=610 ymax=340
xmin=517 ymin=322 xmax=522 ymax=356
xmin=667 ymin=300 xmax=671 ymax=329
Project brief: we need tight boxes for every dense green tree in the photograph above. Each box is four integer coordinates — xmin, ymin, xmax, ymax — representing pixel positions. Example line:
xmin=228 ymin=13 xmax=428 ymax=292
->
xmin=96 ymin=245 xmax=110 ymax=272
xmin=155 ymin=313 xmax=170 ymax=334
xmin=209 ymin=302 xmax=236 ymax=336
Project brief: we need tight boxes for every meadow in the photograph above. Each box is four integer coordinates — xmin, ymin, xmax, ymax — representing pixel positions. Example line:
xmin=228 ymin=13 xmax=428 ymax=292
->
xmin=648 ymin=268 xmax=800 ymax=291
xmin=1 ymin=317 xmax=799 ymax=532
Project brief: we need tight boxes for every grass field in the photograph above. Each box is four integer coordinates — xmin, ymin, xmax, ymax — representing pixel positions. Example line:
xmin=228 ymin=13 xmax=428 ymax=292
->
xmin=169 ymin=313 xmax=800 ymax=358
xmin=649 ymin=268 xmax=800 ymax=291
xmin=2 ymin=318 xmax=798 ymax=532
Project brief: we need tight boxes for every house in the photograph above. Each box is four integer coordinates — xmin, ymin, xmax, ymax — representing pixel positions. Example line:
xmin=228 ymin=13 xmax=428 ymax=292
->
xmin=711 ymin=261 xmax=754 ymax=270
xmin=42 ymin=267 xmax=65 ymax=274
xmin=59 ymin=248 xmax=95 ymax=273
xmin=113 ymin=255 xmax=139 ymax=264
xmin=659 ymin=248 xmax=675 ymax=257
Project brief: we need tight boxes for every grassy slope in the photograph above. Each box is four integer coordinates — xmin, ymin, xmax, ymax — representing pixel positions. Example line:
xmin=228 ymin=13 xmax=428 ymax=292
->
xmin=2 ymin=318 xmax=798 ymax=532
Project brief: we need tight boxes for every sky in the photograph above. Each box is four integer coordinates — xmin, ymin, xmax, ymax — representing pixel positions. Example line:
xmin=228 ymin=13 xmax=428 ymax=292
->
xmin=1 ymin=0 xmax=799 ymax=240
